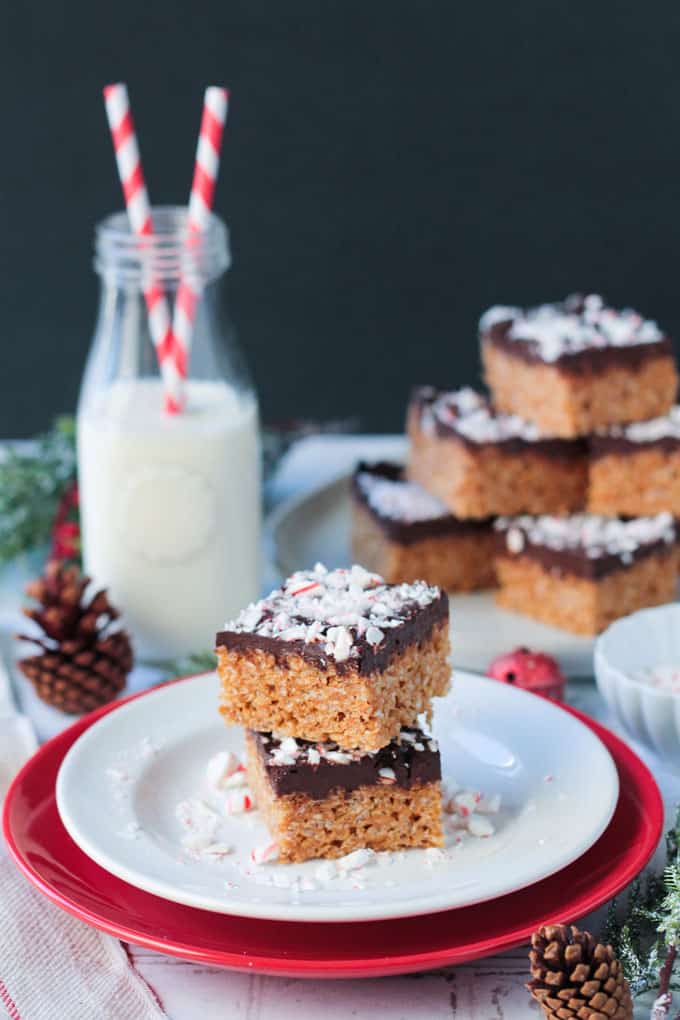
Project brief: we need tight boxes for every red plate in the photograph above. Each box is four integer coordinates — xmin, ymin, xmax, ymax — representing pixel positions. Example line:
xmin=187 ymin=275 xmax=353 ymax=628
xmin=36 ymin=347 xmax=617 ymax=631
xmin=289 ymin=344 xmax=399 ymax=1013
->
xmin=2 ymin=686 xmax=663 ymax=979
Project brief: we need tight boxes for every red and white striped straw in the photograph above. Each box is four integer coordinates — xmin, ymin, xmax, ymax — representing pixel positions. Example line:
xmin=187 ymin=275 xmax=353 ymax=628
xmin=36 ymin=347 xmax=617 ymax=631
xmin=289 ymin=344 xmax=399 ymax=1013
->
xmin=171 ymin=87 xmax=229 ymax=367
xmin=102 ymin=83 xmax=185 ymax=413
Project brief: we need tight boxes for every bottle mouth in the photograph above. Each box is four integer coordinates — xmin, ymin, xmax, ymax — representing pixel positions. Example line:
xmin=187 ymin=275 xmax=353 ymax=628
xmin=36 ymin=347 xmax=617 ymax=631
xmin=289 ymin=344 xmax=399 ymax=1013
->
xmin=94 ymin=205 xmax=231 ymax=287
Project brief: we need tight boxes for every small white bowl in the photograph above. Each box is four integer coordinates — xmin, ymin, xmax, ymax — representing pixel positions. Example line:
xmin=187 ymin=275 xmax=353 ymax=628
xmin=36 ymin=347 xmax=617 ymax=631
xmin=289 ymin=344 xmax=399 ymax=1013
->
xmin=595 ymin=603 xmax=680 ymax=765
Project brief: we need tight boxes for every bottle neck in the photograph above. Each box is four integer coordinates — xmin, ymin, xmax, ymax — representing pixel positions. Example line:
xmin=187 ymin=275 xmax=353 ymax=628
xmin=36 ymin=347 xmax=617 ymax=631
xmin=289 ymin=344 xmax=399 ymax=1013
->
xmin=94 ymin=205 xmax=231 ymax=290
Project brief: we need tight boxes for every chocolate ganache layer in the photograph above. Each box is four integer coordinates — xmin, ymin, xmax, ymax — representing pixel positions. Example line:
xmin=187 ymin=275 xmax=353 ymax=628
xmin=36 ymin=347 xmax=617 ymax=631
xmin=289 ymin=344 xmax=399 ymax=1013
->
xmin=495 ymin=514 xmax=676 ymax=580
xmin=590 ymin=408 xmax=680 ymax=459
xmin=249 ymin=727 xmax=441 ymax=799
xmin=352 ymin=461 xmax=494 ymax=544
xmin=216 ymin=565 xmax=449 ymax=676
xmin=480 ymin=294 xmax=672 ymax=376
xmin=409 ymin=386 xmax=586 ymax=461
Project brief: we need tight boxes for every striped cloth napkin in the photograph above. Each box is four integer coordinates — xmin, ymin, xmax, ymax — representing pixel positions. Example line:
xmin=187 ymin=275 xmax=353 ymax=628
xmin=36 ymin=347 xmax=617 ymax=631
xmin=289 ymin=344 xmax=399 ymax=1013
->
xmin=0 ymin=664 xmax=166 ymax=1020
xmin=0 ymin=854 xmax=167 ymax=1020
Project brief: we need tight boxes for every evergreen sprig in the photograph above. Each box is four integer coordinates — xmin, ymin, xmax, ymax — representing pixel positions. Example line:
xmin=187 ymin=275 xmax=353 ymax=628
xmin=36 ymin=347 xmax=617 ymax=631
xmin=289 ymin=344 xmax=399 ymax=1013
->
xmin=149 ymin=649 xmax=218 ymax=680
xmin=604 ymin=806 xmax=680 ymax=1014
xmin=0 ymin=417 xmax=77 ymax=563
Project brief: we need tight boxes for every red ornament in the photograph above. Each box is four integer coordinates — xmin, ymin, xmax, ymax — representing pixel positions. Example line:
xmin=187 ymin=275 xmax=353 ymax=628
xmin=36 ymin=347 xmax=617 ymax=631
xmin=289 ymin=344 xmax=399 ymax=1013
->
xmin=51 ymin=481 xmax=81 ymax=564
xmin=487 ymin=647 xmax=566 ymax=702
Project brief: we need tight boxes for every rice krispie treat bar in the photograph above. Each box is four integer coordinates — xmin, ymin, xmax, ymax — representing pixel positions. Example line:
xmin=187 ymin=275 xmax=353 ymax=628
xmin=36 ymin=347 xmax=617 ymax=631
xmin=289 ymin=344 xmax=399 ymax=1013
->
xmin=588 ymin=407 xmax=680 ymax=516
xmin=494 ymin=513 xmax=677 ymax=635
xmin=245 ymin=726 xmax=443 ymax=862
xmin=351 ymin=461 xmax=496 ymax=591
xmin=216 ymin=564 xmax=450 ymax=752
xmin=481 ymin=294 xmax=677 ymax=438
xmin=407 ymin=387 xmax=587 ymax=519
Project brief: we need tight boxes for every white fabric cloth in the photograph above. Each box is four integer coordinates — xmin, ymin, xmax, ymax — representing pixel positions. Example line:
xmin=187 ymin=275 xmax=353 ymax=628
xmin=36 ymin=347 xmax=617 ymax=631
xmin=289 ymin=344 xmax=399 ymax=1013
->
xmin=0 ymin=639 xmax=166 ymax=1020
xmin=0 ymin=853 xmax=166 ymax=1020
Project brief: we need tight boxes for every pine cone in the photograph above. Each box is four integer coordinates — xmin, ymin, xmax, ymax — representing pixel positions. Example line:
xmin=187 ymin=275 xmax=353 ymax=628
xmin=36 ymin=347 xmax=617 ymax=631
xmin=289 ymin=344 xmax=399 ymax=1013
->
xmin=528 ymin=924 xmax=633 ymax=1020
xmin=18 ymin=561 xmax=133 ymax=714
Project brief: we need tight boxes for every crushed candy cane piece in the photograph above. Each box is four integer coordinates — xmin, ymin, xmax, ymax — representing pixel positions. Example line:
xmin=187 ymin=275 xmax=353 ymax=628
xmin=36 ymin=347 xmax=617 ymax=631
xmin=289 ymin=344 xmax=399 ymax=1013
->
xmin=453 ymin=791 xmax=478 ymax=817
xmin=467 ymin=815 xmax=494 ymax=838
xmin=222 ymin=769 xmax=248 ymax=789
xmin=201 ymin=843 xmax=233 ymax=857
xmin=206 ymin=750 xmax=242 ymax=789
xmin=181 ymin=831 xmax=215 ymax=851
xmin=377 ymin=767 xmax=397 ymax=784
xmin=424 ymin=847 xmax=448 ymax=866
xmin=175 ymin=799 xmax=219 ymax=837
xmin=365 ymin=625 xmax=384 ymax=647
xmin=475 ymin=793 xmax=501 ymax=815
xmin=224 ymin=790 xmax=255 ymax=815
xmin=314 ymin=860 xmax=338 ymax=882
xmin=337 ymin=848 xmax=376 ymax=873
xmin=251 ymin=842 xmax=279 ymax=865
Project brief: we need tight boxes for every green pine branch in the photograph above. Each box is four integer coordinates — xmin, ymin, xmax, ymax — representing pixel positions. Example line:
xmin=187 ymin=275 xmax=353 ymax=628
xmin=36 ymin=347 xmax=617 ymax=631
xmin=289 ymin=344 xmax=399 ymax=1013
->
xmin=604 ymin=806 xmax=680 ymax=1005
xmin=0 ymin=417 xmax=77 ymax=563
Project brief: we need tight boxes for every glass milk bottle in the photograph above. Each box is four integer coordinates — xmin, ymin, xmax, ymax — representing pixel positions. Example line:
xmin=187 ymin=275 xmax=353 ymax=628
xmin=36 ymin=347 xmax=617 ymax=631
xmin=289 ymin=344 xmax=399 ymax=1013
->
xmin=77 ymin=207 xmax=260 ymax=660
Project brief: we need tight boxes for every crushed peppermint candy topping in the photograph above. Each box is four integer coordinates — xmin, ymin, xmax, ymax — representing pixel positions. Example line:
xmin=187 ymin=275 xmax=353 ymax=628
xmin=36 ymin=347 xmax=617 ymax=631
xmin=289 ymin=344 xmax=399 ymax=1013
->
xmin=419 ymin=387 xmax=545 ymax=444
xmin=496 ymin=513 xmax=675 ymax=558
xmin=261 ymin=727 xmax=434 ymax=769
xmin=600 ymin=406 xmax=680 ymax=443
xmin=223 ymin=564 xmax=442 ymax=663
xmin=355 ymin=470 xmax=450 ymax=523
xmin=480 ymin=294 xmax=664 ymax=363
xmin=634 ymin=664 xmax=680 ymax=694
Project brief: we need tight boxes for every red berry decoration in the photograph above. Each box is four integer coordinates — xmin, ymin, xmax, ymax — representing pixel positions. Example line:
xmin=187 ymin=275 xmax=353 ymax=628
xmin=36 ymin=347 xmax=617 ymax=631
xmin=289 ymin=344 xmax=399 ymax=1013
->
xmin=51 ymin=480 xmax=81 ymax=564
xmin=487 ymin=647 xmax=566 ymax=702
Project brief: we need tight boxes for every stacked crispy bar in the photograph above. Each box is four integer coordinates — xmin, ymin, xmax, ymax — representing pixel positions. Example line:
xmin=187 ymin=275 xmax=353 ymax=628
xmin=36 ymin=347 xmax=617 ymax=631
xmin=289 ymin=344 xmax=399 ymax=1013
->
xmin=365 ymin=293 xmax=678 ymax=629
xmin=588 ymin=408 xmax=680 ymax=517
xmin=494 ymin=514 xmax=676 ymax=635
xmin=478 ymin=294 xmax=679 ymax=632
xmin=480 ymin=294 xmax=677 ymax=438
xmin=216 ymin=564 xmax=449 ymax=862
xmin=406 ymin=386 xmax=588 ymax=518
xmin=351 ymin=461 xmax=496 ymax=590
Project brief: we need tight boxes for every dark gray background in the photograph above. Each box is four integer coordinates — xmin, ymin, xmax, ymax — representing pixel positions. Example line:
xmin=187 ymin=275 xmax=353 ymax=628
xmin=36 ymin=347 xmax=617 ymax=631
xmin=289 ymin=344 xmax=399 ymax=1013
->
xmin=2 ymin=2 xmax=680 ymax=436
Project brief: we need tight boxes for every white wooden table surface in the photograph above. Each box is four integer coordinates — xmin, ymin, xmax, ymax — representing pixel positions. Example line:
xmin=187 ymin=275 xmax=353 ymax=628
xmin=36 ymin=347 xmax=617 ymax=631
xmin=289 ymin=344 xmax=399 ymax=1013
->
xmin=2 ymin=435 xmax=677 ymax=1019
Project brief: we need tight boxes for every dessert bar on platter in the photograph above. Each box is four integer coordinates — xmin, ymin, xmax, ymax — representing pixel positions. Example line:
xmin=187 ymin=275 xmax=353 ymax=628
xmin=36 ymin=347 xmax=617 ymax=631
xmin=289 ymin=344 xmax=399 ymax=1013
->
xmin=351 ymin=461 xmax=495 ymax=590
xmin=494 ymin=513 xmax=676 ymax=635
xmin=588 ymin=407 xmax=680 ymax=516
xmin=406 ymin=386 xmax=587 ymax=518
xmin=480 ymin=294 xmax=677 ymax=438
xmin=245 ymin=727 xmax=443 ymax=863
xmin=216 ymin=564 xmax=450 ymax=752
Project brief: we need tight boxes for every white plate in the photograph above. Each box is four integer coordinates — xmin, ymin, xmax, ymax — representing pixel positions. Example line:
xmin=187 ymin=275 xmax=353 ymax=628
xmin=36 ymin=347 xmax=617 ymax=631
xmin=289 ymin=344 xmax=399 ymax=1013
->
xmin=56 ymin=671 xmax=618 ymax=923
xmin=268 ymin=472 xmax=597 ymax=676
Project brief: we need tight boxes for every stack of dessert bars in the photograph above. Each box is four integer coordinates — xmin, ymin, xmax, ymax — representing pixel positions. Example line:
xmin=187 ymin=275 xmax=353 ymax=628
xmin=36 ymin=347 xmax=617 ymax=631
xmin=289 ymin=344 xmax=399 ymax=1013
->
xmin=216 ymin=564 xmax=450 ymax=862
xmin=352 ymin=294 xmax=680 ymax=635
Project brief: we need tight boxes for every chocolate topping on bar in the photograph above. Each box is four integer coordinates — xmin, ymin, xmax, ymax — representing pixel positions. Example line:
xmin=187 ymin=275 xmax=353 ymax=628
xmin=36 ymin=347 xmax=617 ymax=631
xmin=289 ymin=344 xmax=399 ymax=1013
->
xmin=216 ymin=564 xmax=448 ymax=674
xmin=352 ymin=462 xmax=494 ymax=543
xmin=410 ymin=386 xmax=586 ymax=459
xmin=250 ymin=727 xmax=441 ymax=799
xmin=495 ymin=513 xmax=676 ymax=579
xmin=591 ymin=406 xmax=680 ymax=458
xmin=480 ymin=294 xmax=671 ymax=373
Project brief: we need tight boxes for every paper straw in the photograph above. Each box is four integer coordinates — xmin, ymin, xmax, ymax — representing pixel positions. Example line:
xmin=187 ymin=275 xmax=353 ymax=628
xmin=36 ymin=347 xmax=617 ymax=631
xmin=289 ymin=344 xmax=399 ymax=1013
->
xmin=171 ymin=87 xmax=229 ymax=368
xmin=102 ymin=83 xmax=184 ymax=413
